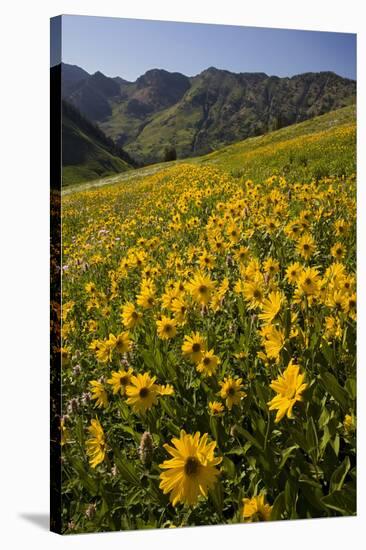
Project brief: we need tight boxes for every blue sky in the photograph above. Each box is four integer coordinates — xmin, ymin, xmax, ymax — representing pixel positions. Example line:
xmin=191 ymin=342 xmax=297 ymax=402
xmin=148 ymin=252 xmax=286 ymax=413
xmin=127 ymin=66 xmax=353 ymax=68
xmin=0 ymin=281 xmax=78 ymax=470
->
xmin=58 ymin=15 xmax=356 ymax=81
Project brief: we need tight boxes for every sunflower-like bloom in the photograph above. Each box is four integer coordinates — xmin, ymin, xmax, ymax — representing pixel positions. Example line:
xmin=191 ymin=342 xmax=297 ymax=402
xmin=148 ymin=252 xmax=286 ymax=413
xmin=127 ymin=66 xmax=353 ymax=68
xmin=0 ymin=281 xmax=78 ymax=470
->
xmin=157 ymin=383 xmax=175 ymax=396
xmin=196 ymin=350 xmax=220 ymax=376
xmin=90 ymin=380 xmax=109 ymax=408
xmin=159 ymin=430 xmax=222 ymax=506
xmin=261 ymin=325 xmax=285 ymax=360
xmin=242 ymin=494 xmax=273 ymax=522
xmin=60 ymin=417 xmax=69 ymax=446
xmin=107 ymin=331 xmax=132 ymax=354
xmin=171 ymin=296 xmax=189 ymax=325
xmin=267 ymin=361 xmax=308 ymax=422
xmin=107 ymin=367 xmax=134 ymax=395
xmin=86 ymin=418 xmax=106 ymax=468
xmin=92 ymin=340 xmax=113 ymax=363
xmin=181 ymin=332 xmax=206 ymax=363
xmin=345 ymin=292 xmax=356 ymax=320
xmin=258 ymin=291 xmax=283 ymax=325
xmin=208 ymin=401 xmax=225 ymax=416
xmin=263 ymin=257 xmax=280 ymax=276
xmin=136 ymin=280 xmax=156 ymax=309
xmin=156 ymin=315 xmax=177 ymax=340
xmin=242 ymin=276 xmax=265 ymax=309
xmin=198 ymin=250 xmax=215 ymax=270
xmin=285 ymin=261 xmax=302 ymax=284
xmin=210 ymin=277 xmax=229 ymax=312
xmin=121 ymin=302 xmax=142 ymax=329
xmin=343 ymin=413 xmax=356 ymax=434
xmin=297 ymin=266 xmax=321 ymax=297
xmin=234 ymin=246 xmax=250 ymax=264
xmin=331 ymin=242 xmax=346 ymax=261
xmin=296 ymin=233 xmax=316 ymax=260
xmin=187 ymin=272 xmax=216 ymax=306
xmin=126 ymin=373 xmax=159 ymax=413
xmin=218 ymin=377 xmax=246 ymax=410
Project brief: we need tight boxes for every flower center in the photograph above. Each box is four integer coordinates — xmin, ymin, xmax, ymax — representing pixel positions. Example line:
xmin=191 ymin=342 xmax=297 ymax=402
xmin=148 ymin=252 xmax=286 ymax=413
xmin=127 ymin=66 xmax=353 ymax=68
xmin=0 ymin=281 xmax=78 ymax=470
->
xmin=132 ymin=311 xmax=139 ymax=319
xmin=203 ymin=357 xmax=211 ymax=366
xmin=227 ymin=387 xmax=236 ymax=396
xmin=192 ymin=343 xmax=201 ymax=353
xmin=184 ymin=456 xmax=200 ymax=476
xmin=120 ymin=375 xmax=129 ymax=385
xmin=139 ymin=387 xmax=149 ymax=398
xmin=303 ymin=244 xmax=310 ymax=251
xmin=253 ymin=289 xmax=262 ymax=299
xmin=199 ymin=285 xmax=208 ymax=294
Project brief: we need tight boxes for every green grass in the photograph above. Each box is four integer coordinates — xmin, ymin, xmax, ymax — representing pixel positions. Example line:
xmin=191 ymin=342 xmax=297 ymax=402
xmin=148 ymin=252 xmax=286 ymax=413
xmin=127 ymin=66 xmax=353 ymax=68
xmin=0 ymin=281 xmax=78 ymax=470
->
xmin=64 ymin=105 xmax=356 ymax=193
xmin=62 ymin=114 xmax=132 ymax=187
xmin=195 ymin=104 xmax=356 ymax=181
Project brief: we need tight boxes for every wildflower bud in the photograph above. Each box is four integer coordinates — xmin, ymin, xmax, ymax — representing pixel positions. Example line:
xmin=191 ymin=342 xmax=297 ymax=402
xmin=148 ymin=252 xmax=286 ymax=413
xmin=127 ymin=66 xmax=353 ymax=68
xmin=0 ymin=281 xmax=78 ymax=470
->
xmin=85 ymin=503 xmax=96 ymax=520
xmin=226 ymin=255 xmax=234 ymax=267
xmin=139 ymin=431 xmax=154 ymax=468
xmin=111 ymin=464 xmax=118 ymax=477
xmin=81 ymin=392 xmax=92 ymax=404
xmin=120 ymin=357 xmax=130 ymax=367
xmin=67 ymin=398 xmax=79 ymax=414
xmin=229 ymin=322 xmax=236 ymax=333
xmin=230 ymin=424 xmax=240 ymax=438
xmin=72 ymin=364 xmax=82 ymax=376
xmin=67 ymin=520 xmax=75 ymax=531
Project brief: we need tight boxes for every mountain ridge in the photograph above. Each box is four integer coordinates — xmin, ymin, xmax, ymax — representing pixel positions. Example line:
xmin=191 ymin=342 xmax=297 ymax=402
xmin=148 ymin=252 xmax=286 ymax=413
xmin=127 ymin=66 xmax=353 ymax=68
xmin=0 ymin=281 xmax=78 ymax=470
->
xmin=61 ymin=62 xmax=356 ymax=164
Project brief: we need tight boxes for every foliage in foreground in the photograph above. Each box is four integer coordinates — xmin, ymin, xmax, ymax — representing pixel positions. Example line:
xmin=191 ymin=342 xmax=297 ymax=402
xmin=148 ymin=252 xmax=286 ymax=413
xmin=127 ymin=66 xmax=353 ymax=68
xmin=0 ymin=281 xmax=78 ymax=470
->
xmin=60 ymin=159 xmax=356 ymax=533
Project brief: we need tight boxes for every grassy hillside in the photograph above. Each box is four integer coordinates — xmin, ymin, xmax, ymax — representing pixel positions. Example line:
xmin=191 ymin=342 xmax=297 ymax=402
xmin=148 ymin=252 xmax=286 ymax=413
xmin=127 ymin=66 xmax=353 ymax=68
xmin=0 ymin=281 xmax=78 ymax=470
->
xmin=62 ymin=104 xmax=356 ymax=194
xmin=62 ymin=101 xmax=133 ymax=187
xmin=196 ymin=104 xmax=356 ymax=181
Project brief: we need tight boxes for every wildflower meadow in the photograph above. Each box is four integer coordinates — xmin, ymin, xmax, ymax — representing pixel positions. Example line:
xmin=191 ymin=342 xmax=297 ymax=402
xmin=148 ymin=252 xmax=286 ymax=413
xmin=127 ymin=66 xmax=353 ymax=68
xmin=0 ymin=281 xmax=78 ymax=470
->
xmin=59 ymin=116 xmax=356 ymax=533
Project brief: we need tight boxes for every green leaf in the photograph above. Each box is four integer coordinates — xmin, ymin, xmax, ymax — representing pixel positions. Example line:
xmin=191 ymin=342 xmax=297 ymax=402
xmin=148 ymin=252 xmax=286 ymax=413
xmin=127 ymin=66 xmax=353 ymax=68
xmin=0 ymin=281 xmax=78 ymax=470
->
xmin=345 ymin=378 xmax=356 ymax=401
xmin=70 ymin=456 xmax=98 ymax=496
xmin=306 ymin=417 xmax=319 ymax=461
xmin=270 ymin=491 xmax=286 ymax=521
xmin=330 ymin=434 xmax=340 ymax=457
xmin=330 ymin=456 xmax=350 ymax=493
xmin=75 ymin=416 xmax=85 ymax=446
xmin=209 ymin=416 xmax=219 ymax=443
xmin=285 ymin=478 xmax=298 ymax=514
xmin=222 ymin=456 xmax=236 ymax=478
xmin=278 ymin=445 xmax=299 ymax=470
xmin=209 ymin=481 xmax=224 ymax=515
xmin=319 ymin=371 xmax=349 ymax=410
xmin=322 ymin=486 xmax=356 ymax=515
xmin=112 ymin=447 xmax=140 ymax=486
xmin=235 ymin=426 xmax=263 ymax=451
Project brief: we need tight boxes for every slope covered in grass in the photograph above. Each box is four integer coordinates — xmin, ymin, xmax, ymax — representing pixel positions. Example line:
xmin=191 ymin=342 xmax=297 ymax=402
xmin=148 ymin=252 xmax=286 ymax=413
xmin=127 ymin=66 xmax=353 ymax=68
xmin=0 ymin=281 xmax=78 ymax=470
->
xmin=196 ymin=105 xmax=356 ymax=182
xmin=62 ymin=101 xmax=134 ymax=187
xmin=62 ymin=105 xmax=356 ymax=194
